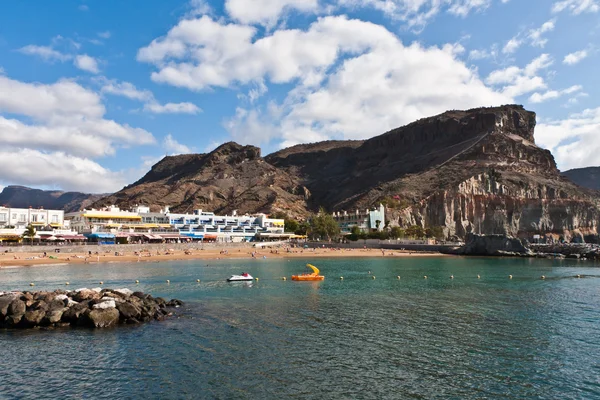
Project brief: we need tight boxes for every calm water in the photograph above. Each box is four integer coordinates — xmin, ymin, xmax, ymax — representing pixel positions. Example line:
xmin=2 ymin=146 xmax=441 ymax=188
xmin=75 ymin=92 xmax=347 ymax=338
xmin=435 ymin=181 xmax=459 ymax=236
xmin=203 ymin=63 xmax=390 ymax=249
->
xmin=1 ymin=256 xmax=600 ymax=399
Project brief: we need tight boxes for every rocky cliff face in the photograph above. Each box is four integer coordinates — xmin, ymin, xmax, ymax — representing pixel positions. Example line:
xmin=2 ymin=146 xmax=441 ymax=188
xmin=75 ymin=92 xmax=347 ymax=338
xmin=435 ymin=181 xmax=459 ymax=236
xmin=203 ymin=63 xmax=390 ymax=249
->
xmin=562 ymin=166 xmax=600 ymax=190
xmin=96 ymin=105 xmax=600 ymax=240
xmin=0 ymin=186 xmax=105 ymax=212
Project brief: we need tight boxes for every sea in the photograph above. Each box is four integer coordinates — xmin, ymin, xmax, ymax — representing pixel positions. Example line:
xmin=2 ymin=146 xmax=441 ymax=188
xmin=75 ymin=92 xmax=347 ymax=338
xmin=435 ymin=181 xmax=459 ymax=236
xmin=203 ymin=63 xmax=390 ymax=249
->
xmin=1 ymin=256 xmax=599 ymax=399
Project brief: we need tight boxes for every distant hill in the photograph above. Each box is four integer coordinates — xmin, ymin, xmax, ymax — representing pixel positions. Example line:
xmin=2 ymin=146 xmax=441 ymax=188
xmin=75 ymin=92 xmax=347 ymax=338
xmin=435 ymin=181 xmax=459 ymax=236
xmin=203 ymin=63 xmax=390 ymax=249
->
xmin=562 ymin=167 xmax=600 ymax=190
xmin=0 ymin=186 xmax=106 ymax=212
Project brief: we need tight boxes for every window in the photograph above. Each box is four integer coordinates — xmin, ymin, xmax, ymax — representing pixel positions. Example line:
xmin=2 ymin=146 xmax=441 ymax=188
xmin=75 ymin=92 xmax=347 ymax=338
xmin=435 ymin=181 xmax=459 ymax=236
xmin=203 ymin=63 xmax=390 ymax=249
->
xmin=12 ymin=213 xmax=17 ymax=220
xmin=19 ymin=214 xmax=26 ymax=222
xmin=31 ymin=215 xmax=38 ymax=222
xmin=51 ymin=215 xmax=58 ymax=223
xmin=0 ymin=213 xmax=7 ymax=222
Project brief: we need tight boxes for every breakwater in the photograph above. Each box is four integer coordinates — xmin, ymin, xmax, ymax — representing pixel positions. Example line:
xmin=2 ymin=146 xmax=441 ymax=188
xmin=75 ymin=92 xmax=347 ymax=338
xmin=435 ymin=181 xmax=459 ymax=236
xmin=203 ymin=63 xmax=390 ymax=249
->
xmin=0 ymin=288 xmax=183 ymax=329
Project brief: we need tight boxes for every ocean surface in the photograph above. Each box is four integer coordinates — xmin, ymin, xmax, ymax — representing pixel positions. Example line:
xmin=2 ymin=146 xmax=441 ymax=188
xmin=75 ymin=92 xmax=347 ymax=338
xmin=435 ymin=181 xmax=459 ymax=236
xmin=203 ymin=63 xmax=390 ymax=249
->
xmin=1 ymin=256 xmax=600 ymax=399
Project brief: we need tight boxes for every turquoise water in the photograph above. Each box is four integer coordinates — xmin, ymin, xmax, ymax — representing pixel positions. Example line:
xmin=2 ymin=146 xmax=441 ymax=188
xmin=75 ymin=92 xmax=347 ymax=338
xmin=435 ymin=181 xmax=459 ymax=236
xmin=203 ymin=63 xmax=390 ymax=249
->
xmin=1 ymin=256 xmax=600 ymax=399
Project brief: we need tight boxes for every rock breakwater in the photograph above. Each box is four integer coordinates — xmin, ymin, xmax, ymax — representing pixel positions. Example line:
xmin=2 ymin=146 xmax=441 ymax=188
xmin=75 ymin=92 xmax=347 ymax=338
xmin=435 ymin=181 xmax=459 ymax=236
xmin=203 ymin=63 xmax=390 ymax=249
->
xmin=0 ymin=288 xmax=183 ymax=329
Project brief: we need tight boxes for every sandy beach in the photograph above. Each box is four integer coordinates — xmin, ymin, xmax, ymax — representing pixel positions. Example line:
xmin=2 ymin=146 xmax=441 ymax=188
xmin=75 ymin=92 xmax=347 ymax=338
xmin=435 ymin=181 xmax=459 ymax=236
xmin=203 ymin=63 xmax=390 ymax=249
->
xmin=0 ymin=246 xmax=445 ymax=268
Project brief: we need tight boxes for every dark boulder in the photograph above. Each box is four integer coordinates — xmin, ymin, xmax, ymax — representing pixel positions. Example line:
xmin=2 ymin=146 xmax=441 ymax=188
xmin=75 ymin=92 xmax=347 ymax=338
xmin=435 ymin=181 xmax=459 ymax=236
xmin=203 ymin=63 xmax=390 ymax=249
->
xmin=7 ymin=299 xmax=26 ymax=316
xmin=21 ymin=309 xmax=46 ymax=328
xmin=116 ymin=302 xmax=141 ymax=320
xmin=86 ymin=308 xmax=120 ymax=328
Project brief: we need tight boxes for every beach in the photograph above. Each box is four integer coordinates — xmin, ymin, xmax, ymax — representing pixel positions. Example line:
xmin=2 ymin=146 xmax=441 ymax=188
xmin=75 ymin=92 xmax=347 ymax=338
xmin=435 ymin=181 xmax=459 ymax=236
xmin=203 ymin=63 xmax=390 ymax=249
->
xmin=0 ymin=245 xmax=445 ymax=268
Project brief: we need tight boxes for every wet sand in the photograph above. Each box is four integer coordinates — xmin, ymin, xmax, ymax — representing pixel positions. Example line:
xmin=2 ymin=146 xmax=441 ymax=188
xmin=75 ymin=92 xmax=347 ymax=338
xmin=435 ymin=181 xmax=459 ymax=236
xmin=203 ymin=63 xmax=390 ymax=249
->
xmin=0 ymin=246 xmax=445 ymax=268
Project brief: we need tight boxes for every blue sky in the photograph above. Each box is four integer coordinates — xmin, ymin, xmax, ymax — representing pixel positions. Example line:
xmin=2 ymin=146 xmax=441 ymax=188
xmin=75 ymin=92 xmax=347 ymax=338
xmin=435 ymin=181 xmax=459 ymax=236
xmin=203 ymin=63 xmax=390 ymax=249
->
xmin=0 ymin=0 xmax=599 ymax=193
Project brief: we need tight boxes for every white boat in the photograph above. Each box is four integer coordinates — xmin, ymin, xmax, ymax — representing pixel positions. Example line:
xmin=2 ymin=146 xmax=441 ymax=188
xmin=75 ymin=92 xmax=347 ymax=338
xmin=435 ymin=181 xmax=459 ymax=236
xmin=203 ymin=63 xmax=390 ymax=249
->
xmin=227 ymin=272 xmax=253 ymax=282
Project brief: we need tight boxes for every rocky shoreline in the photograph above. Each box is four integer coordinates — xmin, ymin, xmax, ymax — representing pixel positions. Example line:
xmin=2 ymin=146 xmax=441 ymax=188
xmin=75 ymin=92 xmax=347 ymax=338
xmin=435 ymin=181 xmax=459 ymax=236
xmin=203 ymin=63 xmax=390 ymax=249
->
xmin=0 ymin=288 xmax=183 ymax=329
xmin=449 ymin=233 xmax=600 ymax=260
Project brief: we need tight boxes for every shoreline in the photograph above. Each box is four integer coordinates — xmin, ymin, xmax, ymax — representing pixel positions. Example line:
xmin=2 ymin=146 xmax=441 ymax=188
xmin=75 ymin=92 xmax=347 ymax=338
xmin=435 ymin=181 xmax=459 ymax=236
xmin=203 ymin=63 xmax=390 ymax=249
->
xmin=0 ymin=247 xmax=447 ymax=268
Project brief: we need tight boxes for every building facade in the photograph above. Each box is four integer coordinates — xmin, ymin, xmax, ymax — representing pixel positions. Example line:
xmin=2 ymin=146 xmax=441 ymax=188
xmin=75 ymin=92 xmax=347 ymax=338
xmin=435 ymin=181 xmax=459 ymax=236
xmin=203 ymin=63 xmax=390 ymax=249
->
xmin=332 ymin=204 xmax=385 ymax=234
xmin=0 ymin=206 xmax=64 ymax=228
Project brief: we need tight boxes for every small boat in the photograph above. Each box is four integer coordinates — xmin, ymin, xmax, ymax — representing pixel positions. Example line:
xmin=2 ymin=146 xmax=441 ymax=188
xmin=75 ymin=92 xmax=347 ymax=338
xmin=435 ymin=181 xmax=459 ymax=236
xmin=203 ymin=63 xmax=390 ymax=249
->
xmin=292 ymin=264 xmax=325 ymax=281
xmin=227 ymin=272 xmax=253 ymax=282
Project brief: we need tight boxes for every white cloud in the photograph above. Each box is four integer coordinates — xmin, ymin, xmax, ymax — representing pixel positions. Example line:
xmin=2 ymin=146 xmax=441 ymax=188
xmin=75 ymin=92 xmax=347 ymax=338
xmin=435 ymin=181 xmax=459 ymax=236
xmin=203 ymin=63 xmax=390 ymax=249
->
xmin=502 ymin=19 xmax=556 ymax=54
xmin=144 ymin=102 xmax=202 ymax=114
xmin=163 ymin=134 xmax=193 ymax=154
xmin=225 ymin=0 xmax=318 ymax=26
xmin=338 ymin=0 xmax=492 ymax=31
xmin=486 ymin=54 xmax=553 ymax=98
xmin=18 ymin=45 xmax=71 ymax=62
xmin=529 ymin=85 xmax=583 ymax=103
xmin=96 ymin=77 xmax=201 ymax=114
xmin=78 ymin=4 xmax=89 ymax=11
xmin=0 ymin=149 xmax=126 ymax=193
xmin=98 ymin=31 xmax=111 ymax=39
xmin=528 ymin=19 xmax=556 ymax=48
xmin=502 ymin=37 xmax=522 ymax=54
xmin=98 ymin=78 xmax=154 ymax=102
xmin=0 ymin=74 xmax=155 ymax=191
xmin=563 ymin=49 xmax=589 ymax=65
xmin=225 ymin=40 xmax=510 ymax=148
xmin=552 ymin=0 xmax=599 ymax=14
xmin=139 ymin=15 xmax=420 ymax=91
xmin=74 ymin=54 xmax=100 ymax=73
xmin=537 ymin=107 xmax=600 ymax=170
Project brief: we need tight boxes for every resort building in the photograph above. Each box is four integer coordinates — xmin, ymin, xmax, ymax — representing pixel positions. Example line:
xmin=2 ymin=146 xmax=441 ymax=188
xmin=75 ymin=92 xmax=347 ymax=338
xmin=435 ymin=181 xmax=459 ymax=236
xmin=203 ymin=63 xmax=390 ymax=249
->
xmin=332 ymin=204 xmax=385 ymax=234
xmin=0 ymin=206 xmax=84 ymax=243
xmin=64 ymin=205 xmax=288 ymax=243
xmin=0 ymin=206 xmax=64 ymax=228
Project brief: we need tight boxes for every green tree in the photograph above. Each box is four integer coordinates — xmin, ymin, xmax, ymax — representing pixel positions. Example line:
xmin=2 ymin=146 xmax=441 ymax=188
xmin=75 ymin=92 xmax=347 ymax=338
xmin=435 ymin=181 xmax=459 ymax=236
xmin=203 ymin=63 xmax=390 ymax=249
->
xmin=428 ymin=226 xmax=445 ymax=240
xmin=348 ymin=225 xmax=361 ymax=241
xmin=22 ymin=224 xmax=36 ymax=245
xmin=375 ymin=220 xmax=381 ymax=230
xmin=295 ymin=221 xmax=310 ymax=236
xmin=309 ymin=207 xmax=340 ymax=240
xmin=270 ymin=211 xmax=300 ymax=233
xmin=390 ymin=226 xmax=405 ymax=239
xmin=405 ymin=225 xmax=425 ymax=239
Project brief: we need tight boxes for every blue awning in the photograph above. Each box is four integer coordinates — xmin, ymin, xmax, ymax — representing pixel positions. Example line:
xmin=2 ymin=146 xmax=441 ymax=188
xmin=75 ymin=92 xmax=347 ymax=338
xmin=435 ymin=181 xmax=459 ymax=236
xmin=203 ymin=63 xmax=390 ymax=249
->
xmin=180 ymin=232 xmax=204 ymax=238
xmin=85 ymin=233 xmax=115 ymax=239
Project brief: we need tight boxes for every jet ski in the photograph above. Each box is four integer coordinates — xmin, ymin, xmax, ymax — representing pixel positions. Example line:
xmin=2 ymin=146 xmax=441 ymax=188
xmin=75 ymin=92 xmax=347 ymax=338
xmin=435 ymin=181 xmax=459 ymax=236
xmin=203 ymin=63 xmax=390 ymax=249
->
xmin=227 ymin=272 xmax=254 ymax=282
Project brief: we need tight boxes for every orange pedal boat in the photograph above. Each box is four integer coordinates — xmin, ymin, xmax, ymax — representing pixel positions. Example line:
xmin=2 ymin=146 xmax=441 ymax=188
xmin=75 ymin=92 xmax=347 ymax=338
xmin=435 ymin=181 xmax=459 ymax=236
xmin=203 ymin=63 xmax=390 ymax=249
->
xmin=292 ymin=264 xmax=325 ymax=281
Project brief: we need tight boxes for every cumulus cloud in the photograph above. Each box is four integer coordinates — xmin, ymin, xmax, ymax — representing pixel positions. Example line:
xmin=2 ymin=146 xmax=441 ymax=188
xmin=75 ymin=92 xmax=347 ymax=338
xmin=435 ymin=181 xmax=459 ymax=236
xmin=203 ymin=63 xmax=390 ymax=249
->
xmin=74 ymin=54 xmax=100 ymax=73
xmin=552 ymin=0 xmax=599 ymax=14
xmin=563 ymin=49 xmax=589 ymax=65
xmin=486 ymin=54 xmax=553 ymax=98
xmin=225 ymin=0 xmax=318 ymax=26
xmin=163 ymin=133 xmax=193 ymax=154
xmin=97 ymin=77 xmax=201 ymax=114
xmin=0 ymin=74 xmax=155 ymax=191
xmin=528 ymin=85 xmax=582 ymax=103
xmin=536 ymin=107 xmax=600 ymax=170
xmin=0 ymin=149 xmax=127 ymax=192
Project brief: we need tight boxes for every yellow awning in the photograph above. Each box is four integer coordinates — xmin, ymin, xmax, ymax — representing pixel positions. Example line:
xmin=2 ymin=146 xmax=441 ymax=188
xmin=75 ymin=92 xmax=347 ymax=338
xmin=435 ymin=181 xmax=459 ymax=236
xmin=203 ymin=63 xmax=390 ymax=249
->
xmin=157 ymin=223 xmax=173 ymax=228
xmin=273 ymin=222 xmax=284 ymax=226
xmin=105 ymin=223 xmax=122 ymax=228
xmin=50 ymin=223 xmax=62 ymax=227
xmin=82 ymin=214 xmax=141 ymax=219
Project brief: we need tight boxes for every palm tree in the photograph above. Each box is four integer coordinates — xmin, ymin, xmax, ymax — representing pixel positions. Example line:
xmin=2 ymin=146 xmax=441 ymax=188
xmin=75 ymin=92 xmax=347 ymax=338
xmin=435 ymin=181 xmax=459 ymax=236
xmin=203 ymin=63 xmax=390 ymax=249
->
xmin=22 ymin=224 xmax=36 ymax=245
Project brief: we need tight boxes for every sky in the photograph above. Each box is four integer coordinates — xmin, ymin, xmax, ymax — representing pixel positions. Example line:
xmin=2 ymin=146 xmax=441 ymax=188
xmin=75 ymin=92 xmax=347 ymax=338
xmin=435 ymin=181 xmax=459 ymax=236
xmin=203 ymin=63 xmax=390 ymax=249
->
xmin=0 ymin=0 xmax=599 ymax=193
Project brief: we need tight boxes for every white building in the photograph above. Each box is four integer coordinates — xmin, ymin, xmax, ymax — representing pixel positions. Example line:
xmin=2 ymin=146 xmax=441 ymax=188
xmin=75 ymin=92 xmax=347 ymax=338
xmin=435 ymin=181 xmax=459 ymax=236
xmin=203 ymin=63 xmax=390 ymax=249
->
xmin=332 ymin=204 xmax=385 ymax=234
xmin=0 ymin=206 xmax=64 ymax=228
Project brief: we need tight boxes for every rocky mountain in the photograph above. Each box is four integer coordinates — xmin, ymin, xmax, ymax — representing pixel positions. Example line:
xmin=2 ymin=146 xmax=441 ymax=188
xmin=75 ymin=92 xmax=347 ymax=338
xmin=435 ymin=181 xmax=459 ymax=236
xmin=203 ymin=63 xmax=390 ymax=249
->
xmin=0 ymin=186 xmax=105 ymax=212
xmin=562 ymin=167 xmax=600 ymax=190
xmin=94 ymin=142 xmax=310 ymax=216
xmin=96 ymin=104 xmax=600 ymax=240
